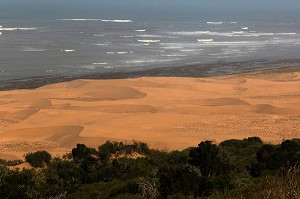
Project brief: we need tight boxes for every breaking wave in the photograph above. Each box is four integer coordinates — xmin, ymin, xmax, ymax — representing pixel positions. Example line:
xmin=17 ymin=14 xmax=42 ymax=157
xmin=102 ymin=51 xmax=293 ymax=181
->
xmin=102 ymin=19 xmax=133 ymax=23
xmin=0 ymin=27 xmax=37 ymax=31
xmin=61 ymin=49 xmax=75 ymax=52
xmin=61 ymin=19 xmax=133 ymax=23
xmin=92 ymin=62 xmax=107 ymax=65
xmin=167 ymin=30 xmax=298 ymax=37
xmin=197 ymin=39 xmax=214 ymax=42
xmin=206 ymin=22 xmax=223 ymax=25
xmin=121 ymin=36 xmax=134 ymax=38
xmin=137 ymin=39 xmax=160 ymax=43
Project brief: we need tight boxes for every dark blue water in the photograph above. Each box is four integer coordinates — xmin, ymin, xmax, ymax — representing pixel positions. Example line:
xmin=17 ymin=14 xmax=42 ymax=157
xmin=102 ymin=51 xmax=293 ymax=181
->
xmin=0 ymin=1 xmax=300 ymax=81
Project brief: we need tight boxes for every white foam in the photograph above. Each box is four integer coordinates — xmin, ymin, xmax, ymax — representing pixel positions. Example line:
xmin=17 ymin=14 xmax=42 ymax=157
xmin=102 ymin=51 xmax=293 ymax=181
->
xmin=94 ymin=34 xmax=105 ymax=37
xmin=126 ymin=59 xmax=176 ymax=64
xmin=241 ymin=27 xmax=249 ymax=30
xmin=135 ymin=29 xmax=146 ymax=32
xmin=232 ymin=31 xmax=244 ymax=34
xmin=92 ymin=62 xmax=107 ymax=65
xmin=125 ymin=60 xmax=151 ymax=64
xmin=0 ymin=27 xmax=37 ymax=31
xmin=106 ymin=51 xmax=129 ymax=54
xmin=62 ymin=49 xmax=75 ymax=52
xmin=80 ymin=65 xmax=96 ymax=70
xmin=160 ymin=46 xmax=183 ymax=49
xmin=168 ymin=30 xmax=280 ymax=37
xmin=161 ymin=54 xmax=187 ymax=57
xmin=222 ymin=49 xmax=241 ymax=52
xmin=221 ymin=49 xmax=243 ymax=55
xmin=180 ymin=49 xmax=203 ymax=52
xmin=167 ymin=31 xmax=210 ymax=36
xmin=206 ymin=21 xmax=223 ymax=25
xmin=137 ymin=35 xmax=163 ymax=38
xmin=138 ymin=39 xmax=160 ymax=43
xmin=276 ymin=32 xmax=297 ymax=35
xmin=92 ymin=43 xmax=110 ymax=46
xmin=61 ymin=19 xmax=133 ymax=22
xmin=197 ymin=39 xmax=214 ymax=42
xmin=61 ymin=19 xmax=102 ymax=21
xmin=101 ymin=19 xmax=133 ymax=23
xmin=0 ymin=32 xmax=2 ymax=35
xmin=197 ymin=41 xmax=265 ymax=46
xmin=46 ymin=69 xmax=54 ymax=73
xmin=121 ymin=35 xmax=134 ymax=38
xmin=230 ymin=22 xmax=238 ymax=24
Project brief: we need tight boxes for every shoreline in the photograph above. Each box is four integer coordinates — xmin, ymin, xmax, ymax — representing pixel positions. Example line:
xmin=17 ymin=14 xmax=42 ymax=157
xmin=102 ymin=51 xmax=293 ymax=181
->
xmin=1 ymin=59 xmax=300 ymax=91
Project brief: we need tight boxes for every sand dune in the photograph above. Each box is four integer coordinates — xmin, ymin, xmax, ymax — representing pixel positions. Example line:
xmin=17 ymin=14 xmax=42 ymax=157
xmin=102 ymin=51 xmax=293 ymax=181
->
xmin=1 ymin=70 xmax=300 ymax=159
xmin=196 ymin=98 xmax=250 ymax=106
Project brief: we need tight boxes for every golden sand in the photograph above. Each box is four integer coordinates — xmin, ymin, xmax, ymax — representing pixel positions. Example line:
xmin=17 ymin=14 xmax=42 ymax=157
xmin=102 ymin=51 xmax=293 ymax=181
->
xmin=1 ymin=71 xmax=300 ymax=159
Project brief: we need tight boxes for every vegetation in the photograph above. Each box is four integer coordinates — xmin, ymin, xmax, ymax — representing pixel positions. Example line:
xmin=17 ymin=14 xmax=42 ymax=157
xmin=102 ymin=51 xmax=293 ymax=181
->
xmin=24 ymin=150 xmax=52 ymax=168
xmin=1 ymin=138 xmax=300 ymax=198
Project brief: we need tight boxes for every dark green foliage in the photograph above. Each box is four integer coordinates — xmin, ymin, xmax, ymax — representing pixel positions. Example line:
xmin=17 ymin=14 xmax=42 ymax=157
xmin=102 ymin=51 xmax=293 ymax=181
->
xmin=250 ymin=139 xmax=300 ymax=177
xmin=159 ymin=165 xmax=201 ymax=197
xmin=249 ymin=162 xmax=266 ymax=178
xmin=244 ymin=136 xmax=263 ymax=144
xmin=0 ymin=159 xmax=23 ymax=166
xmin=98 ymin=141 xmax=151 ymax=162
xmin=44 ymin=159 xmax=81 ymax=195
xmin=2 ymin=138 xmax=300 ymax=198
xmin=24 ymin=150 xmax=51 ymax=168
xmin=72 ymin=144 xmax=97 ymax=164
xmin=66 ymin=179 xmax=141 ymax=199
xmin=219 ymin=137 xmax=263 ymax=175
xmin=189 ymin=141 xmax=231 ymax=177
xmin=220 ymin=137 xmax=263 ymax=149
xmin=0 ymin=169 xmax=36 ymax=199
xmin=281 ymin=139 xmax=300 ymax=152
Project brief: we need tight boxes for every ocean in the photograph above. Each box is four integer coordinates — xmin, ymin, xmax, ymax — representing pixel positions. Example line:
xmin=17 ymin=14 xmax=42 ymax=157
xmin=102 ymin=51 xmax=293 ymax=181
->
xmin=0 ymin=1 xmax=300 ymax=81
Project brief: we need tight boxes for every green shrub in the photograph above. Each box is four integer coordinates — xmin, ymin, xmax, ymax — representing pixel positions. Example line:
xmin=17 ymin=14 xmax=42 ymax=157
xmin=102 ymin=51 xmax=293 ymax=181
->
xmin=25 ymin=150 xmax=51 ymax=168
xmin=0 ymin=159 xmax=23 ymax=166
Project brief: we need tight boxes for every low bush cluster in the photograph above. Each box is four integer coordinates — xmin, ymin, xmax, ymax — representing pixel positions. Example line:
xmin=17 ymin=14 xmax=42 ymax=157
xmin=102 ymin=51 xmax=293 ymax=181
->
xmin=1 ymin=138 xmax=300 ymax=198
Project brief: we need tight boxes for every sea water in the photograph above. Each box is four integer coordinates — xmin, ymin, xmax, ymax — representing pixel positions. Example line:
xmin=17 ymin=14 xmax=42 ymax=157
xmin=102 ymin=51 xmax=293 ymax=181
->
xmin=0 ymin=0 xmax=300 ymax=80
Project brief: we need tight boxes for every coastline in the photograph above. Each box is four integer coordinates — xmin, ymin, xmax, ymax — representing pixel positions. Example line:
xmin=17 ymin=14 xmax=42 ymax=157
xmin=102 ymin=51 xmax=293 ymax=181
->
xmin=1 ymin=59 xmax=300 ymax=91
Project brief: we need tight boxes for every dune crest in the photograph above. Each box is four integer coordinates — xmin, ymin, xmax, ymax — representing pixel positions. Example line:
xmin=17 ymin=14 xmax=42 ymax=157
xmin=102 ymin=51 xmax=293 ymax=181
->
xmin=1 ymin=72 xmax=300 ymax=158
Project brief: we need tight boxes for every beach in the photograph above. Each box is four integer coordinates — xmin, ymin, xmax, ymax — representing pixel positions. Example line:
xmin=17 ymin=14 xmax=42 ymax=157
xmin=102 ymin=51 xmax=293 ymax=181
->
xmin=1 ymin=67 xmax=300 ymax=160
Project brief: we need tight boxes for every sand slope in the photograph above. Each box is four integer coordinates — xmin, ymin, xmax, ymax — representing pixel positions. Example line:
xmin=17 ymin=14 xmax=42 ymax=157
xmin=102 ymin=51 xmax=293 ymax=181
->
xmin=1 ymin=71 xmax=300 ymax=159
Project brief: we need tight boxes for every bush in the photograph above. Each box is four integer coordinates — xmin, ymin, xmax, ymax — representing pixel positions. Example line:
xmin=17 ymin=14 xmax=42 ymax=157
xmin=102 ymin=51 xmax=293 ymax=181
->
xmin=0 ymin=159 xmax=23 ymax=166
xmin=3 ymin=137 xmax=300 ymax=198
xmin=189 ymin=141 xmax=231 ymax=177
xmin=25 ymin=151 xmax=51 ymax=168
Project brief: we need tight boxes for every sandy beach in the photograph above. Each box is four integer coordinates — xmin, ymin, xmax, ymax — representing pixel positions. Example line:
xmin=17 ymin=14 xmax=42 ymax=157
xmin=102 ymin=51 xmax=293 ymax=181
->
xmin=1 ymin=69 xmax=300 ymax=160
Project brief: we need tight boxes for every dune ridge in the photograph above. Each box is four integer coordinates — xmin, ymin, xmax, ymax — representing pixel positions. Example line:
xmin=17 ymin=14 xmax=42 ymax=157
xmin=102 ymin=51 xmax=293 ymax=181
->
xmin=1 ymin=71 xmax=300 ymax=159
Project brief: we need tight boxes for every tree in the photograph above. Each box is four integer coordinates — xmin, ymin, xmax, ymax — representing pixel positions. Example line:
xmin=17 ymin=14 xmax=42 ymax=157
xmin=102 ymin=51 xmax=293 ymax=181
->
xmin=25 ymin=151 xmax=51 ymax=168
xmin=189 ymin=141 xmax=230 ymax=177
xmin=72 ymin=144 xmax=97 ymax=164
